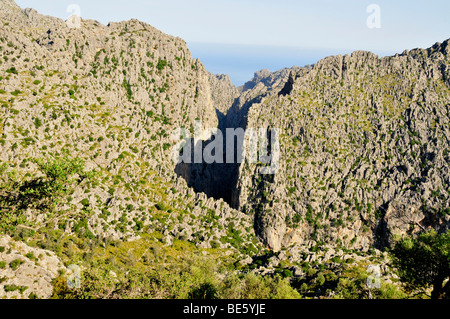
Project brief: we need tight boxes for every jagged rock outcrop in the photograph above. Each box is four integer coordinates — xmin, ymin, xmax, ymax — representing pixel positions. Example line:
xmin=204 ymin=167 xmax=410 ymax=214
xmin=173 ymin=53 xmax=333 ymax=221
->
xmin=0 ymin=235 xmax=66 ymax=299
xmin=0 ymin=0 xmax=257 ymax=253
xmin=208 ymin=73 xmax=239 ymax=116
xmin=229 ymin=42 xmax=450 ymax=251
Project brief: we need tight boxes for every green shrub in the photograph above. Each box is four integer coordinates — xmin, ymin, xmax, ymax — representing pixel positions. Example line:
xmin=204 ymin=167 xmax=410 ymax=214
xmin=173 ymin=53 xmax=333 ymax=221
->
xmin=155 ymin=202 xmax=169 ymax=212
xmin=220 ymin=273 xmax=300 ymax=299
xmin=25 ymin=252 xmax=36 ymax=260
xmin=189 ymin=282 xmax=218 ymax=299
xmin=28 ymin=292 xmax=39 ymax=299
xmin=6 ymin=67 xmax=18 ymax=75
xmin=156 ymin=58 xmax=167 ymax=71
xmin=9 ymin=258 xmax=24 ymax=270
xmin=122 ymin=79 xmax=132 ymax=100
xmin=210 ymin=241 xmax=220 ymax=249
xmin=34 ymin=118 xmax=42 ymax=128
xmin=80 ymin=198 xmax=90 ymax=207
xmin=4 ymin=285 xmax=28 ymax=293
xmin=282 ymin=269 xmax=293 ymax=278
xmin=391 ymin=229 xmax=450 ymax=299
xmin=0 ymin=156 xmax=92 ymax=233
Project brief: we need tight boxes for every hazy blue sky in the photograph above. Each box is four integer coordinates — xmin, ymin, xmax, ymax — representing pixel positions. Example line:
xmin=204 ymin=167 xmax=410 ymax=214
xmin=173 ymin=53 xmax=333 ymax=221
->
xmin=15 ymin=0 xmax=450 ymax=85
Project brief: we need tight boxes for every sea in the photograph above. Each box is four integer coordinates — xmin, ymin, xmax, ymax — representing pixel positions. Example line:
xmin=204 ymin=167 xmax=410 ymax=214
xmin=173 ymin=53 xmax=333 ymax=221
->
xmin=188 ymin=42 xmax=396 ymax=87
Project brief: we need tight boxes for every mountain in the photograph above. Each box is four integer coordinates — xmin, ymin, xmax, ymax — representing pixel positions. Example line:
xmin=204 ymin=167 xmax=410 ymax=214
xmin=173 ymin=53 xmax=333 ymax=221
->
xmin=229 ymin=45 xmax=450 ymax=252
xmin=181 ymin=44 xmax=450 ymax=252
xmin=0 ymin=0 xmax=448 ymax=299
xmin=0 ymin=0 xmax=255 ymax=245
xmin=0 ymin=0 xmax=261 ymax=298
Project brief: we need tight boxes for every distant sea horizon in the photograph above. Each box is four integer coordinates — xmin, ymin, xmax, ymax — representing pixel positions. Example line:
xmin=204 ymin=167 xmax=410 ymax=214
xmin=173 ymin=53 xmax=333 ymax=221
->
xmin=188 ymin=42 xmax=397 ymax=87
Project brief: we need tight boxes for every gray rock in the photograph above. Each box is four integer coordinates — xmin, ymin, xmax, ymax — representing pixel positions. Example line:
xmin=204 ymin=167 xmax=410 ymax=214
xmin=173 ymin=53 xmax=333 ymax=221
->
xmin=0 ymin=235 xmax=66 ymax=299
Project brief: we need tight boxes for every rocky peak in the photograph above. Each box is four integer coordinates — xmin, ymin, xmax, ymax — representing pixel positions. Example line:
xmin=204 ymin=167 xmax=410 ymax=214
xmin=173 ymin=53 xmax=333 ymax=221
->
xmin=0 ymin=0 xmax=19 ymax=8
xmin=0 ymin=0 xmax=21 ymax=16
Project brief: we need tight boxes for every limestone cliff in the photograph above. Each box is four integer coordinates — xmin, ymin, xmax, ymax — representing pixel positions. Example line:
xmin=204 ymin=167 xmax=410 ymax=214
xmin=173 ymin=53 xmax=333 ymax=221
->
xmin=228 ymin=42 xmax=450 ymax=251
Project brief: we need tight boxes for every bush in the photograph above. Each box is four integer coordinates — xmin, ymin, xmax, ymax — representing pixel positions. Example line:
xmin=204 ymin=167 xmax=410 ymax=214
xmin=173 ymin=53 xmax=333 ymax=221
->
xmin=25 ymin=252 xmax=36 ymax=260
xmin=122 ymin=79 xmax=132 ymax=100
xmin=53 ymin=255 xmax=220 ymax=299
xmin=9 ymin=258 xmax=24 ymax=270
xmin=50 ymin=239 xmax=303 ymax=300
xmin=189 ymin=282 xmax=218 ymax=299
xmin=156 ymin=58 xmax=167 ymax=71
xmin=28 ymin=292 xmax=39 ymax=299
xmin=80 ymin=198 xmax=90 ymax=207
xmin=0 ymin=156 xmax=92 ymax=233
xmin=391 ymin=229 xmax=450 ymax=299
xmin=34 ymin=118 xmax=42 ymax=128
xmin=220 ymin=273 xmax=300 ymax=299
xmin=210 ymin=241 xmax=220 ymax=249
xmin=281 ymin=269 xmax=294 ymax=278
xmin=4 ymin=285 xmax=28 ymax=293
xmin=155 ymin=202 xmax=169 ymax=212
xmin=6 ymin=67 xmax=18 ymax=75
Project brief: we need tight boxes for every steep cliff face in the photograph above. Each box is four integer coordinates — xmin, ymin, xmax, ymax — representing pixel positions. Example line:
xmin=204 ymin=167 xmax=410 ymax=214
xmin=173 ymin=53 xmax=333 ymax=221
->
xmin=229 ymin=42 xmax=450 ymax=251
xmin=0 ymin=235 xmax=66 ymax=299
xmin=175 ymin=68 xmax=299 ymax=205
xmin=208 ymin=73 xmax=239 ymax=116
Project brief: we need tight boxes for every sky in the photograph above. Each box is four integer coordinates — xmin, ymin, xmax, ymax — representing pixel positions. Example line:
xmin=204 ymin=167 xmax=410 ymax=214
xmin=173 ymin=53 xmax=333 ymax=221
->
xmin=14 ymin=0 xmax=450 ymax=85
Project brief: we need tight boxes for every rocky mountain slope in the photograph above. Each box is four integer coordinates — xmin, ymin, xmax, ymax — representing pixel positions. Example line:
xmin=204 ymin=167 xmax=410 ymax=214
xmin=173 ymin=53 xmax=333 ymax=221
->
xmin=0 ymin=0 xmax=260 ymax=258
xmin=180 ymin=41 xmax=450 ymax=254
xmin=0 ymin=0 xmax=448 ymax=299
xmin=227 ymin=42 xmax=450 ymax=252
